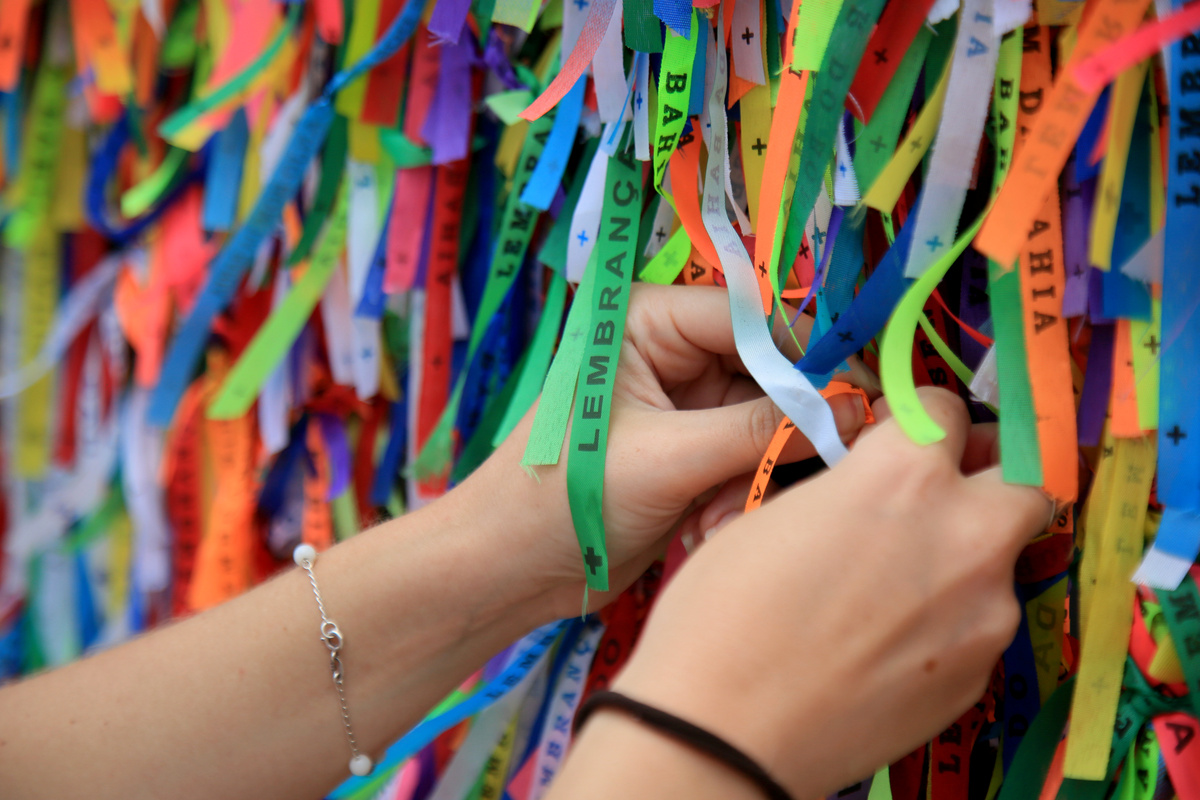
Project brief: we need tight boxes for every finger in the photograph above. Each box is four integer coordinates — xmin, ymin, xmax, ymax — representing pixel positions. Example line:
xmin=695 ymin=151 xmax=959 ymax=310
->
xmin=869 ymin=395 xmax=893 ymax=425
xmin=669 ymin=372 xmax=764 ymax=411
xmin=627 ymin=285 xmax=752 ymax=383
xmin=964 ymin=466 xmax=1056 ymax=558
xmin=632 ymin=284 xmax=881 ymax=405
xmin=695 ymin=472 xmax=780 ymax=538
xmin=672 ymin=477 xmax=748 ymax=549
xmin=961 ymin=423 xmax=1000 ymax=476
xmin=855 ymin=387 xmax=972 ymax=469
xmin=890 ymin=386 xmax=974 ymax=467
xmin=655 ymin=394 xmax=866 ymax=491
xmin=834 ymin=357 xmax=883 ymax=401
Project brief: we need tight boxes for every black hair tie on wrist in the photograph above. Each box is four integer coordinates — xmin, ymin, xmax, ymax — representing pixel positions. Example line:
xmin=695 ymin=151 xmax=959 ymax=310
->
xmin=573 ymin=690 xmax=795 ymax=800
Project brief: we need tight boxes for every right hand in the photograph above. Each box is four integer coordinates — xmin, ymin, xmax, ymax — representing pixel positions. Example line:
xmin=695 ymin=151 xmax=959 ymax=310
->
xmin=608 ymin=387 xmax=1052 ymax=798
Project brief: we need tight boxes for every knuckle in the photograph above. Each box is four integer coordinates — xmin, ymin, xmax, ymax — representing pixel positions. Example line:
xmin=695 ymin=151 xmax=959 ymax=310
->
xmin=983 ymin=594 xmax=1022 ymax=649
xmin=916 ymin=386 xmax=968 ymax=426
xmin=894 ymin=452 xmax=958 ymax=504
xmin=746 ymin=399 xmax=785 ymax=453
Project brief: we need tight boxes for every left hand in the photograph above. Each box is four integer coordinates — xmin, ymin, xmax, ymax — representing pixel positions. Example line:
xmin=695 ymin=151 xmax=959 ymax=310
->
xmin=461 ymin=283 xmax=878 ymax=616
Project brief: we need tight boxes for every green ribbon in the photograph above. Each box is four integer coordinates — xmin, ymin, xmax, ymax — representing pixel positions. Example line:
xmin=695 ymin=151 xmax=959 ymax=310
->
xmin=624 ymin=0 xmax=664 ymax=53
xmin=1000 ymin=661 xmax=1194 ymax=800
xmin=493 ymin=272 xmax=569 ymax=446
xmin=412 ymin=112 xmax=557 ymax=480
xmin=158 ymin=4 xmax=302 ymax=142
xmin=652 ymin=12 xmax=700 ymax=194
xmin=1158 ymin=574 xmax=1200 ymax=718
xmin=521 ymin=256 xmax=597 ymax=467
xmin=853 ymin=28 xmax=931 ymax=196
xmin=639 ymin=226 xmax=690 ymax=284
xmin=988 ymin=262 xmax=1043 ymax=486
xmin=986 ymin=27 xmax=1041 ymax=486
xmin=779 ymin=0 xmax=886 ymax=272
xmin=565 ymin=149 xmax=642 ymax=591
xmin=453 ymin=348 xmax=532 ymax=483
xmin=379 ymin=130 xmax=492 ymax=169
xmin=1059 ymin=659 xmax=1192 ymax=799
xmin=208 ymin=181 xmax=351 ymax=419
xmin=162 ymin=0 xmax=201 ymax=69
xmin=119 ymin=147 xmax=190 ymax=218
xmin=289 ymin=115 xmax=348 ymax=266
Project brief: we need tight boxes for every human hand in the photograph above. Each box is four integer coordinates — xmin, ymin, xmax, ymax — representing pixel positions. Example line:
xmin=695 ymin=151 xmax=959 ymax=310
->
xmin=605 ymin=387 xmax=1052 ymax=798
xmin=461 ymin=283 xmax=876 ymax=617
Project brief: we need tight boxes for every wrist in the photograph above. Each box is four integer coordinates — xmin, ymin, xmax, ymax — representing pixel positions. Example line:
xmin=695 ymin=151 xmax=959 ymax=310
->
xmin=407 ymin=471 xmax=568 ymax=639
xmin=458 ymin=432 xmax=594 ymax=614
xmin=610 ymin=636 xmax=819 ymax=800
xmin=558 ymin=704 xmax=763 ymax=800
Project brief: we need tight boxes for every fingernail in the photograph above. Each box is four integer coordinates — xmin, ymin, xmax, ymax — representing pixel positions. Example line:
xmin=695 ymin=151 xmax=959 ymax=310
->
xmin=830 ymin=394 xmax=865 ymax=439
xmin=703 ymin=510 xmax=742 ymax=541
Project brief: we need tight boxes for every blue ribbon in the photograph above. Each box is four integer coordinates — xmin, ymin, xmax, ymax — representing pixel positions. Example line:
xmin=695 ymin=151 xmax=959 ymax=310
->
xmin=521 ymin=78 xmax=586 ymax=211
xmin=201 ymin=107 xmax=248 ymax=233
xmin=369 ymin=398 xmax=408 ymax=507
xmin=1103 ymin=89 xmax=1151 ymax=321
xmin=795 ymin=197 xmax=921 ymax=375
xmin=356 ymin=192 xmax=393 ymax=320
xmin=330 ymin=620 xmax=568 ymax=797
xmin=1158 ymin=12 xmax=1200 ymax=508
xmin=653 ymin=0 xmax=692 ymax=38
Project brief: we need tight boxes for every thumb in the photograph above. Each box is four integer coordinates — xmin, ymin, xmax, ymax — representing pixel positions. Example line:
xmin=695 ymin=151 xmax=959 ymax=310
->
xmin=655 ymin=393 xmax=865 ymax=492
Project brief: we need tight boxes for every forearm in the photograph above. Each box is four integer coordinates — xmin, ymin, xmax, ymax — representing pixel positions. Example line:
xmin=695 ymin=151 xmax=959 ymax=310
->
xmin=0 ymin=469 xmax=563 ymax=800
xmin=548 ymin=709 xmax=764 ymax=800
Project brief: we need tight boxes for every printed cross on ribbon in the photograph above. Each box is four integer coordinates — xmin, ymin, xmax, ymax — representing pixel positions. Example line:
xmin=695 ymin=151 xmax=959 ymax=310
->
xmin=655 ymin=227 xmax=667 ymax=242
xmin=838 ymin=331 xmax=854 ymax=342
xmin=573 ymin=0 xmax=588 ymax=9
xmin=757 ymin=262 xmax=768 ymax=277
xmin=870 ymin=136 xmax=885 ymax=152
xmin=909 ymin=137 xmax=923 ymax=152
xmin=741 ymin=27 xmax=755 ymax=45
xmin=798 ymin=239 xmax=811 ymax=259
xmin=812 ymin=228 xmax=825 ymax=248
xmin=1167 ymin=425 xmax=1187 ymax=446
xmin=926 ymin=235 xmax=943 ymax=251
xmin=584 ymin=547 xmax=604 ymax=575
xmin=635 ymin=92 xmax=643 ymax=110
xmin=838 ymin=163 xmax=848 ymax=176
xmin=751 ymin=138 xmax=767 ymax=156
xmin=1144 ymin=334 xmax=1161 ymax=355
xmin=874 ymin=48 xmax=888 ymax=64
xmin=577 ymin=230 xmax=589 ymax=246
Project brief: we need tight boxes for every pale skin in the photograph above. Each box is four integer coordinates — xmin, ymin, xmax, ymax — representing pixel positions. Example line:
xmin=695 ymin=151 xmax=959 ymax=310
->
xmin=0 ymin=285 xmax=1048 ymax=800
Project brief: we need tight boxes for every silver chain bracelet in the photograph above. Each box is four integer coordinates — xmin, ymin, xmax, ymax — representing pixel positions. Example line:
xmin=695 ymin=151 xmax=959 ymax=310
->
xmin=293 ymin=544 xmax=374 ymax=777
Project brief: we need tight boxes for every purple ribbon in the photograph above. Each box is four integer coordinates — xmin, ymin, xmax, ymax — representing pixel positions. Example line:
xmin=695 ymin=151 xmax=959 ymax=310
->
xmin=958 ymin=249 xmax=991 ymax=369
xmin=428 ymin=0 xmax=472 ymax=45
xmin=1077 ymin=323 xmax=1114 ymax=447
xmin=422 ymin=37 xmax=474 ymax=165
xmin=317 ymin=413 xmax=351 ymax=501
xmin=483 ymin=29 xmax=526 ymax=90
xmin=790 ymin=207 xmax=845 ymax=328
xmin=1062 ymin=170 xmax=1093 ymax=319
